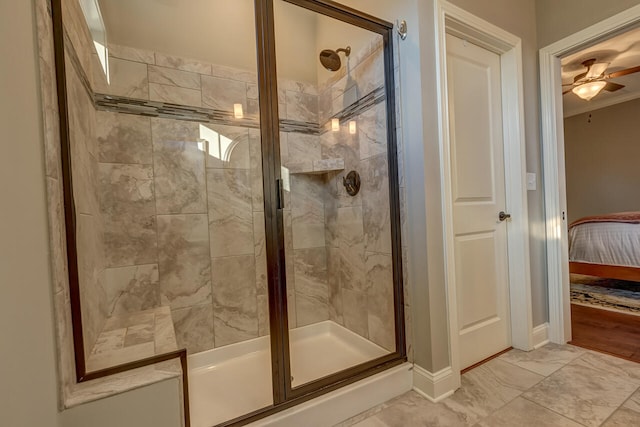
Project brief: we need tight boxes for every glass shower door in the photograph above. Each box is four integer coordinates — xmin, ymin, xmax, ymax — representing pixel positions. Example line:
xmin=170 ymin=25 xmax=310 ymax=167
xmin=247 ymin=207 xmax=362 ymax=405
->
xmin=66 ymin=0 xmax=274 ymax=425
xmin=272 ymin=0 xmax=402 ymax=391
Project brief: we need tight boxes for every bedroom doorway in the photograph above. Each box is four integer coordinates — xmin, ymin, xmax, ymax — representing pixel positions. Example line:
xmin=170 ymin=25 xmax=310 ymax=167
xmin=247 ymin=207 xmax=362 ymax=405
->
xmin=540 ymin=6 xmax=640 ymax=352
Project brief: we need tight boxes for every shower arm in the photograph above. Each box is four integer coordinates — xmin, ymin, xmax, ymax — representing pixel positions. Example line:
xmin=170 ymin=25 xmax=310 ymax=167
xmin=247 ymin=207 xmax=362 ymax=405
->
xmin=336 ymin=46 xmax=351 ymax=57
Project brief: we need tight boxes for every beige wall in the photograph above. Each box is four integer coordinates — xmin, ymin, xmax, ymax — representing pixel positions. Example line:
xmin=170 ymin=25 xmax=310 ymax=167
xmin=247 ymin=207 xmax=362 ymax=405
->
xmin=564 ymin=98 xmax=640 ymax=223
xmin=536 ymin=0 xmax=640 ymax=48
xmin=0 ymin=0 xmax=61 ymax=426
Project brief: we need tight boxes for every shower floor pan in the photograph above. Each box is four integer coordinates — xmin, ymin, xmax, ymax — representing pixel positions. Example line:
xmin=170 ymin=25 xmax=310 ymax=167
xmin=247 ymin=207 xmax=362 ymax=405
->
xmin=188 ymin=320 xmax=389 ymax=427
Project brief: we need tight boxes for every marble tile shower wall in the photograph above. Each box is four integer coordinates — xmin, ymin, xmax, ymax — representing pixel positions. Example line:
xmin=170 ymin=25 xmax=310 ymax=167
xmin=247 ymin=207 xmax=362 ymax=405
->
xmin=95 ymin=36 xmax=395 ymax=353
xmin=55 ymin=0 xmax=400 ymax=358
xmin=318 ymin=41 xmax=397 ymax=352
xmin=93 ymin=41 xmax=332 ymax=353
xmin=278 ymin=38 xmax=396 ymax=351
xmin=64 ymin=0 xmax=109 ymax=358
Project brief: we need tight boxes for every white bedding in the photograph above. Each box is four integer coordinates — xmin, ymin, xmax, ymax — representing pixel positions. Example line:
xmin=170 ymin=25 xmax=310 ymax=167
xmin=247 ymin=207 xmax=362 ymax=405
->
xmin=569 ymin=222 xmax=640 ymax=268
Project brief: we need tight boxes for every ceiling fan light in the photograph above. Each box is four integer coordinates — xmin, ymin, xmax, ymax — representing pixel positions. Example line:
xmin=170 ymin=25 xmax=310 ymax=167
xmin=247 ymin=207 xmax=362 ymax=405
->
xmin=572 ymin=81 xmax=606 ymax=101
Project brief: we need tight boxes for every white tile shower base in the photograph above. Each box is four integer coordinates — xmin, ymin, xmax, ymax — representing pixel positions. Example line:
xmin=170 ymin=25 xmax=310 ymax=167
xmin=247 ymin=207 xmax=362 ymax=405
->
xmin=188 ymin=320 xmax=410 ymax=427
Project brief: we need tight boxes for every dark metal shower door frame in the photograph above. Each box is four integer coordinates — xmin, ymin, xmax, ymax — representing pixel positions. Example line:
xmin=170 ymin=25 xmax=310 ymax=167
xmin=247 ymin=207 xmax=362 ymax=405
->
xmin=51 ymin=0 xmax=404 ymax=424
xmin=254 ymin=0 xmax=407 ymax=420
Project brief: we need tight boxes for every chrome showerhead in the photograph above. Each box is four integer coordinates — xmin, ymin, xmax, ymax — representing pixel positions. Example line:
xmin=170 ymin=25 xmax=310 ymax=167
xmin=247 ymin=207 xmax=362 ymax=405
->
xmin=319 ymin=46 xmax=351 ymax=71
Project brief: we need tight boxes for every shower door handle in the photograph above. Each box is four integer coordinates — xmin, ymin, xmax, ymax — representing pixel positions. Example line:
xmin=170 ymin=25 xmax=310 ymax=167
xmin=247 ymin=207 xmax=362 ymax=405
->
xmin=276 ymin=178 xmax=284 ymax=210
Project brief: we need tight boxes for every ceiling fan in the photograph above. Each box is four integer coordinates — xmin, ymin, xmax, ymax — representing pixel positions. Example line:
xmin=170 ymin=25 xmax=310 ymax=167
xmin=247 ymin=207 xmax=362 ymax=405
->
xmin=563 ymin=58 xmax=640 ymax=101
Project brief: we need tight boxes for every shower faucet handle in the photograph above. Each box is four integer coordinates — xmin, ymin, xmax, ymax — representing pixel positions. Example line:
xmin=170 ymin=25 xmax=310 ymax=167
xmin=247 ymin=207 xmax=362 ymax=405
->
xmin=343 ymin=171 xmax=361 ymax=197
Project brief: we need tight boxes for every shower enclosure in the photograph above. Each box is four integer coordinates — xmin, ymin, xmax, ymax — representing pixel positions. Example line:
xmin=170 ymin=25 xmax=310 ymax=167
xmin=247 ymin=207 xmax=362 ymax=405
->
xmin=54 ymin=0 xmax=404 ymax=425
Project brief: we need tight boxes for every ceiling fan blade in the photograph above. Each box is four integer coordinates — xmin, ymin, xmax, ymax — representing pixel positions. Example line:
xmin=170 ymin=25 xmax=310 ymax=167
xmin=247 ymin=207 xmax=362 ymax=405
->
xmin=563 ymin=89 xmax=572 ymax=95
xmin=603 ymin=82 xmax=625 ymax=92
xmin=586 ymin=62 xmax=609 ymax=79
xmin=605 ymin=65 xmax=640 ymax=79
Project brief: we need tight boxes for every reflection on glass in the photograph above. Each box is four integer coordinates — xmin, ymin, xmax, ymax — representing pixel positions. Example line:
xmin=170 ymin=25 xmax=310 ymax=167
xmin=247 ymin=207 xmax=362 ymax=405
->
xmin=274 ymin=0 xmax=396 ymax=389
xmin=66 ymin=0 xmax=271 ymax=425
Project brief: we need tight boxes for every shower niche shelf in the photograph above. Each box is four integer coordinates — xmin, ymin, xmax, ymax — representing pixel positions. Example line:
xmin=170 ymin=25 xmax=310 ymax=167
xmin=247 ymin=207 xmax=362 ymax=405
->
xmin=288 ymin=158 xmax=345 ymax=175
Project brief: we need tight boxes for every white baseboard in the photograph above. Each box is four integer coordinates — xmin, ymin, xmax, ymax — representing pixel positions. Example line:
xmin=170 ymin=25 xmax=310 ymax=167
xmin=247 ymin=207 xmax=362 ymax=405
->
xmin=533 ymin=323 xmax=550 ymax=349
xmin=412 ymin=364 xmax=458 ymax=403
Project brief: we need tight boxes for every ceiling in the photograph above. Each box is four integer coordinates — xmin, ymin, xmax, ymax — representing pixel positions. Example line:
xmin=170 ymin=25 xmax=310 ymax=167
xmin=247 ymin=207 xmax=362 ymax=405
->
xmin=561 ymin=26 xmax=640 ymax=117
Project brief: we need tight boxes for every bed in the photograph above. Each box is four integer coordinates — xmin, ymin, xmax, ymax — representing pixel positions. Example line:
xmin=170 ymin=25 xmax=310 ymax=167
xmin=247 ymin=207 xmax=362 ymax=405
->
xmin=568 ymin=212 xmax=640 ymax=282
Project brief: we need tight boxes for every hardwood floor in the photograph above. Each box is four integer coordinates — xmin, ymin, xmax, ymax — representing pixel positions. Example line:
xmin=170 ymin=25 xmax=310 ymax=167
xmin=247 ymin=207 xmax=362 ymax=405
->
xmin=570 ymin=303 xmax=640 ymax=363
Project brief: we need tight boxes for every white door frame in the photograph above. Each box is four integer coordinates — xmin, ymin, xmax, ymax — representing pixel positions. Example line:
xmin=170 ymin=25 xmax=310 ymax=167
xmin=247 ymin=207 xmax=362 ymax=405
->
xmin=434 ymin=0 xmax=533 ymax=378
xmin=539 ymin=5 xmax=640 ymax=344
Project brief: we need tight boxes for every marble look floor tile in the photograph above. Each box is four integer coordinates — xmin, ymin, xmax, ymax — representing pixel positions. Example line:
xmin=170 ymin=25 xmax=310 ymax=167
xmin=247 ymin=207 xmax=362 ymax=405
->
xmin=473 ymin=397 xmax=582 ymax=427
xmin=624 ymin=387 xmax=640 ymax=412
xmin=498 ymin=343 xmax=585 ymax=376
xmin=442 ymin=358 xmax=544 ymax=424
xmin=577 ymin=350 xmax=640 ymax=385
xmin=523 ymin=352 xmax=640 ymax=427
xmin=367 ymin=391 xmax=472 ymax=427
xmin=602 ymin=406 xmax=640 ymax=426
xmin=333 ymin=402 xmax=386 ymax=427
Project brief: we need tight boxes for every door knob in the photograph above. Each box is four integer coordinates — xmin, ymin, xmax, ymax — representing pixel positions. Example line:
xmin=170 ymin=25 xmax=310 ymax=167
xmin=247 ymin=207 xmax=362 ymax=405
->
xmin=499 ymin=211 xmax=511 ymax=222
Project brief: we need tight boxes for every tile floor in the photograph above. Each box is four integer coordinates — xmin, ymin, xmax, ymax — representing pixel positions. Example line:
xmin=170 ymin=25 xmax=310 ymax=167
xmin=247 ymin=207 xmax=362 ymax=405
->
xmin=336 ymin=344 xmax=640 ymax=427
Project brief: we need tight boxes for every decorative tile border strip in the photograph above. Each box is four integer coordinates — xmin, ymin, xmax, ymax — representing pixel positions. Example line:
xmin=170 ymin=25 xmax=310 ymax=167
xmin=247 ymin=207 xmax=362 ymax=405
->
xmin=95 ymin=88 xmax=385 ymax=136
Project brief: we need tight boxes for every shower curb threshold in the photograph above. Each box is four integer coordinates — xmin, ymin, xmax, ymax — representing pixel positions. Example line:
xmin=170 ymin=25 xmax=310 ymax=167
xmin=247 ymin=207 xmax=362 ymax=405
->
xmin=252 ymin=362 xmax=412 ymax=426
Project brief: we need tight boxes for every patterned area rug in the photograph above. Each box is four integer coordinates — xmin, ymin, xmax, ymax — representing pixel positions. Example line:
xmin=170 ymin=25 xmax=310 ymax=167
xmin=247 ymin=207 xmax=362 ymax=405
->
xmin=570 ymin=274 xmax=640 ymax=316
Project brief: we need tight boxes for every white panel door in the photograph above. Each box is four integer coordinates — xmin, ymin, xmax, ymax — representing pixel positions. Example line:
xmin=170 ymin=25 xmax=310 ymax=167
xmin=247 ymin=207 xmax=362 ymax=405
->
xmin=446 ymin=33 xmax=511 ymax=369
